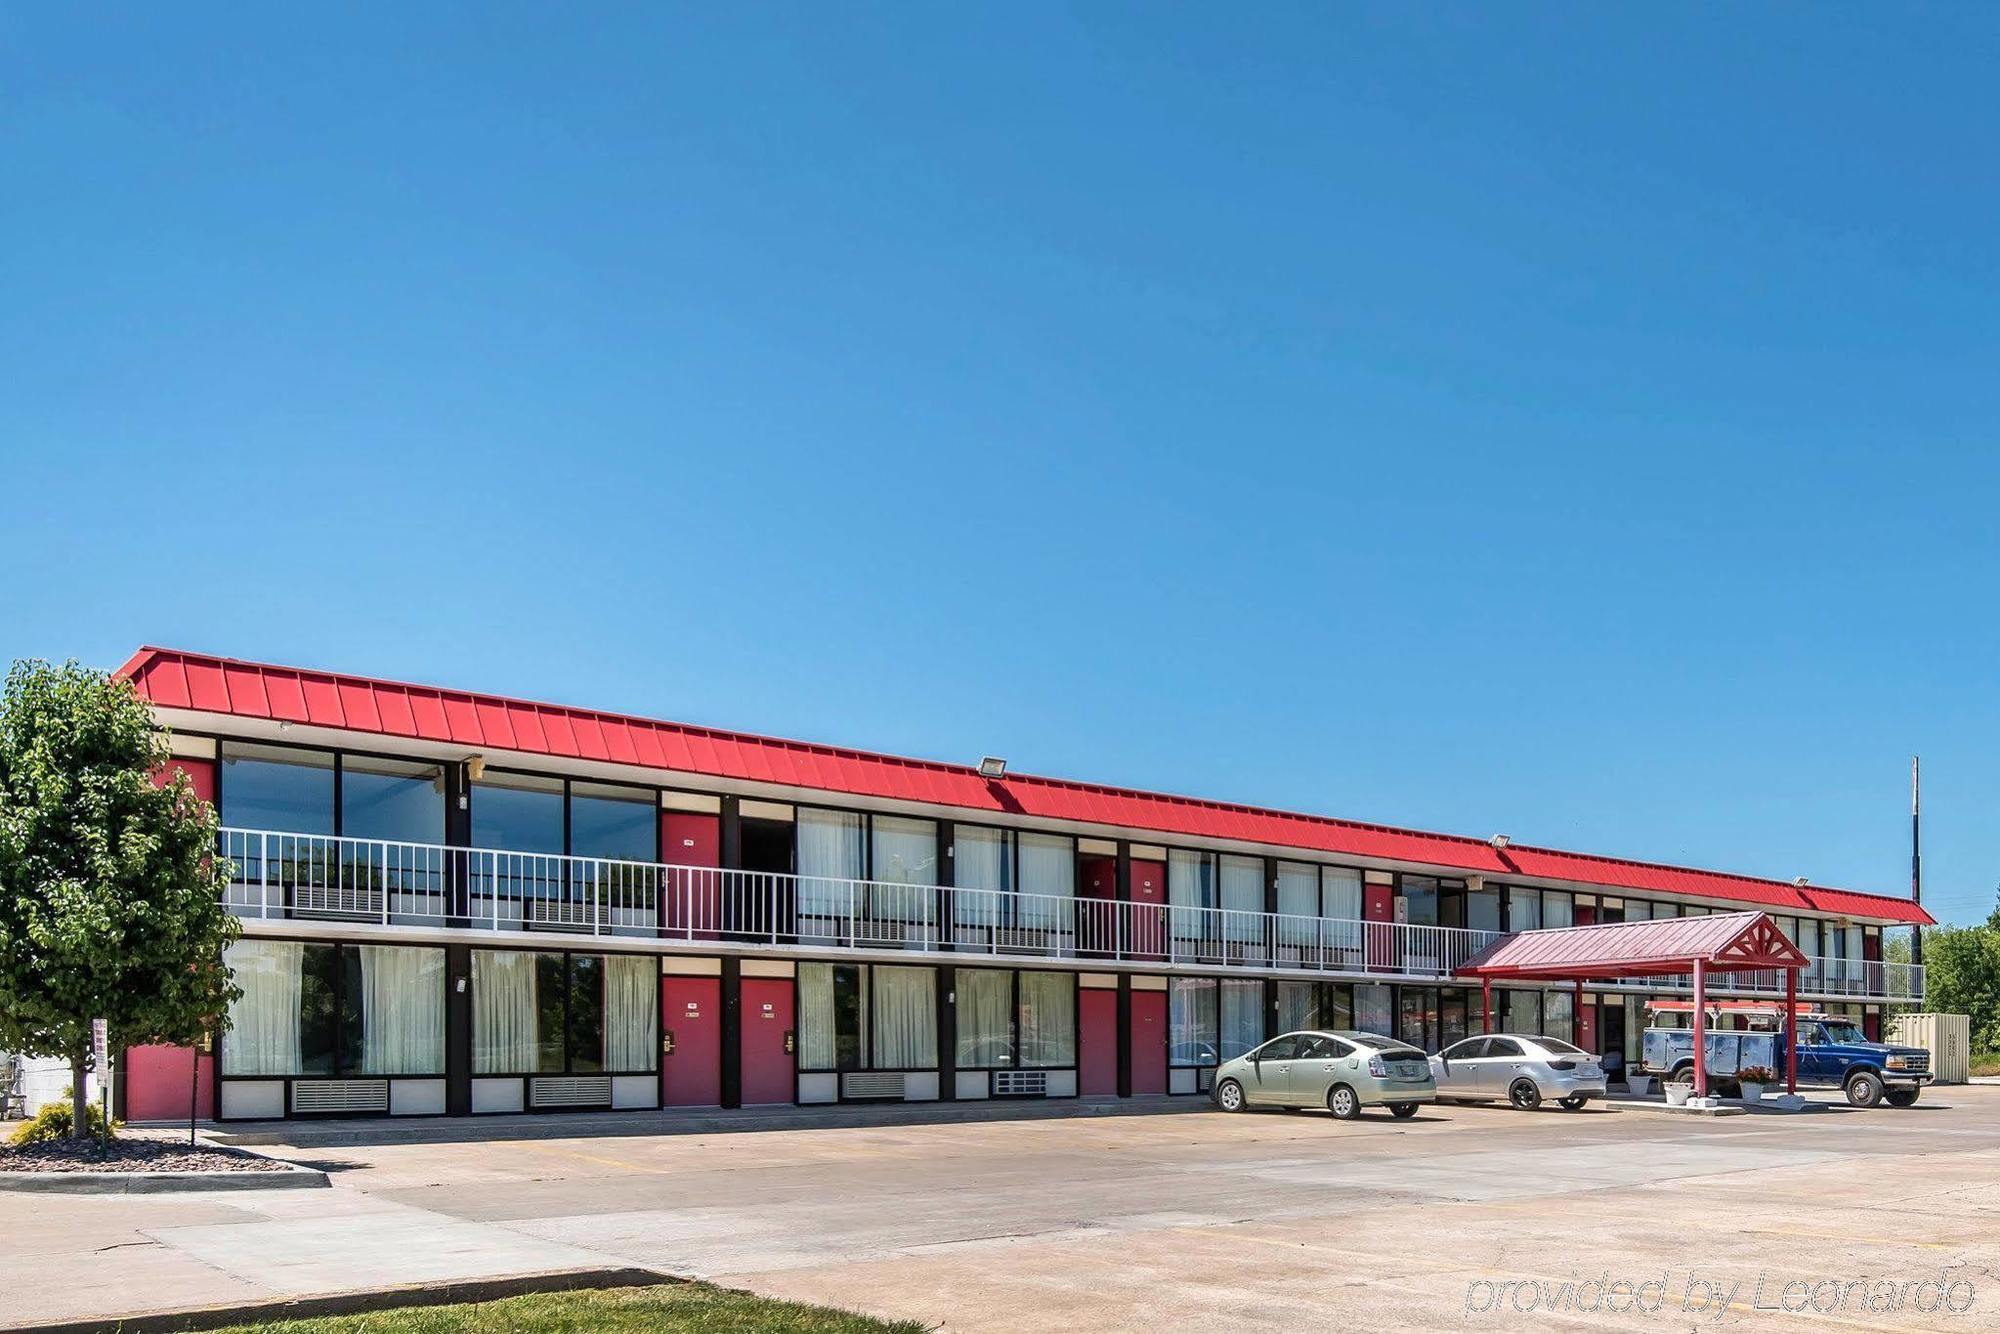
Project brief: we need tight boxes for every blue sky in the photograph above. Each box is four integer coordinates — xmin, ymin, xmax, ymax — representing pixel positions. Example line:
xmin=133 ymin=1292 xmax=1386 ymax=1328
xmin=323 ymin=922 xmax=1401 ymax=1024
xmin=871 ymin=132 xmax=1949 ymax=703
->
xmin=4 ymin=6 xmax=1995 ymax=924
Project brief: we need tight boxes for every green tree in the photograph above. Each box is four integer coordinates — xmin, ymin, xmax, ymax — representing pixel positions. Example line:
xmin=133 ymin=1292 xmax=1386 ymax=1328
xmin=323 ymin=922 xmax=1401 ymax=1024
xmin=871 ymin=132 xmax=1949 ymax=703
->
xmin=0 ymin=660 xmax=239 ymax=1138
xmin=1919 ymin=898 xmax=2000 ymax=1053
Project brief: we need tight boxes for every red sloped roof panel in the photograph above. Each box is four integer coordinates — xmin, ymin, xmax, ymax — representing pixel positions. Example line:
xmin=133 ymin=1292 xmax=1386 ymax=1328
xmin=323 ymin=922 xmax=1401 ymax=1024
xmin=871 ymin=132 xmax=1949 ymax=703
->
xmin=112 ymin=647 xmax=1934 ymax=926
xmin=1459 ymin=912 xmax=1808 ymax=978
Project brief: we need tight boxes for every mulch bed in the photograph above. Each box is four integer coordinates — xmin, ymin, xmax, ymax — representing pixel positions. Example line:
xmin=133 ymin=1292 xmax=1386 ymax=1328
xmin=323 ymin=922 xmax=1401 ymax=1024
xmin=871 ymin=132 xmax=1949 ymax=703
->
xmin=0 ymin=1131 xmax=289 ymax=1173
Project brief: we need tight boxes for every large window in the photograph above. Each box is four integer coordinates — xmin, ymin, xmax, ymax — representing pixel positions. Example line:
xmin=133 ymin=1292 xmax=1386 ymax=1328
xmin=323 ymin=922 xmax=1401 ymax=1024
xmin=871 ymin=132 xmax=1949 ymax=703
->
xmin=1168 ymin=849 xmax=1216 ymax=943
xmin=1541 ymin=890 xmax=1574 ymax=929
xmin=954 ymin=969 xmax=1075 ymax=1068
xmin=800 ymin=963 xmax=937 ymax=1071
xmin=952 ymin=826 xmax=1074 ymax=931
xmin=1170 ymin=976 xmax=1219 ymax=1066
xmin=221 ymin=743 xmax=334 ymax=834
xmin=1542 ymin=990 xmax=1574 ymax=1044
xmin=1506 ymin=885 xmax=1540 ymax=931
xmin=471 ymin=949 xmax=656 ymax=1075
xmin=222 ymin=939 xmax=444 ymax=1077
xmin=1220 ymin=979 xmax=1264 ymax=1060
xmin=1219 ymin=854 xmax=1263 ymax=942
xmin=570 ymin=782 xmax=656 ymax=861
xmin=1502 ymin=988 xmax=1540 ymax=1035
xmin=340 ymin=756 xmax=446 ymax=845
xmin=1355 ymin=983 xmax=1393 ymax=1037
xmin=1274 ymin=980 xmax=1353 ymax=1033
xmin=871 ymin=814 xmax=938 ymax=925
xmin=472 ymin=771 xmax=563 ymax=852
xmin=1466 ymin=882 xmax=1502 ymax=934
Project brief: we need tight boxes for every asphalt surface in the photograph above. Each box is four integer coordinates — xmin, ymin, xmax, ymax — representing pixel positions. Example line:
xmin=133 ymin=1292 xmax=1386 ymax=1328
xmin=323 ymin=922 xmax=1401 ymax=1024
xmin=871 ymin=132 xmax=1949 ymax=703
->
xmin=4 ymin=1086 xmax=1995 ymax=1331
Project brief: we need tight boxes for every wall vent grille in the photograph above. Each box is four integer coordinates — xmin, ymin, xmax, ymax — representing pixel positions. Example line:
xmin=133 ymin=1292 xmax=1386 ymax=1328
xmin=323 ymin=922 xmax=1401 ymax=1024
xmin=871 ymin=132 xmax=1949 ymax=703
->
xmin=992 ymin=1070 xmax=1049 ymax=1097
xmin=291 ymin=1079 xmax=389 ymax=1114
xmin=841 ymin=1071 xmax=908 ymax=1100
xmin=530 ymin=1076 xmax=613 ymax=1108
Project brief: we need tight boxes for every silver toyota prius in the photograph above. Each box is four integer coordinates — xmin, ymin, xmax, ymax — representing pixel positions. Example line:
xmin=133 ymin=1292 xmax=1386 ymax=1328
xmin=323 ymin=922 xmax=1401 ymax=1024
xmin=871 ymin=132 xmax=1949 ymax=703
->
xmin=1213 ymin=1030 xmax=1436 ymax=1120
xmin=1429 ymin=1033 xmax=1607 ymax=1110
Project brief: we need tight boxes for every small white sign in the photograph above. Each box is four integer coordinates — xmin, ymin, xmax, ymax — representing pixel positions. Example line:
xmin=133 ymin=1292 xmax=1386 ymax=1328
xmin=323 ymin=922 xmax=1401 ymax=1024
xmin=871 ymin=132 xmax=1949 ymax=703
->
xmin=91 ymin=1018 xmax=108 ymax=1073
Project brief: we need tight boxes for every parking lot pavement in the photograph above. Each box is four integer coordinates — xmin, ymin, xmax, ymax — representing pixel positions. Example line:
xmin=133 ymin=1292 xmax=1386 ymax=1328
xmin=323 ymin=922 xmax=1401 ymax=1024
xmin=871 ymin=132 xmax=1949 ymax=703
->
xmin=4 ymin=1087 xmax=1997 ymax=1331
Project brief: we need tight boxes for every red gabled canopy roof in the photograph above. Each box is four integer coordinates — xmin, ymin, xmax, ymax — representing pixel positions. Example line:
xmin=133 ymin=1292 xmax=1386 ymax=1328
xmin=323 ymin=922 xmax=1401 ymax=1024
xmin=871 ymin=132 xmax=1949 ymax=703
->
xmin=115 ymin=647 xmax=1934 ymax=925
xmin=1457 ymin=912 xmax=1811 ymax=980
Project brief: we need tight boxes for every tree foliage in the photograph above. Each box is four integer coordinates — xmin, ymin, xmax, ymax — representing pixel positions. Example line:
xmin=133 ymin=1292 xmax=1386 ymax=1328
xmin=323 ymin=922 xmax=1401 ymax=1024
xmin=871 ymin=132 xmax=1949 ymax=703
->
xmin=0 ymin=660 xmax=240 ymax=1131
xmin=1921 ymin=904 xmax=2000 ymax=1053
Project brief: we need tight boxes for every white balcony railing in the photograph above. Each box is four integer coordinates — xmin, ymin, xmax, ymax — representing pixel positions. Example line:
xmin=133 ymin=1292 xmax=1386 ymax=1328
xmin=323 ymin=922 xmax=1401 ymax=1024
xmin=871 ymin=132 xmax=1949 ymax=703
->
xmin=213 ymin=828 xmax=1923 ymax=1000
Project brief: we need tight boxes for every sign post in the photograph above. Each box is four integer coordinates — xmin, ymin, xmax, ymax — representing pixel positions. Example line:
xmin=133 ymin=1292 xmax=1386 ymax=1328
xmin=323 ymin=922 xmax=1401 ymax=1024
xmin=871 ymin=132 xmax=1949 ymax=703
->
xmin=91 ymin=1018 xmax=109 ymax=1141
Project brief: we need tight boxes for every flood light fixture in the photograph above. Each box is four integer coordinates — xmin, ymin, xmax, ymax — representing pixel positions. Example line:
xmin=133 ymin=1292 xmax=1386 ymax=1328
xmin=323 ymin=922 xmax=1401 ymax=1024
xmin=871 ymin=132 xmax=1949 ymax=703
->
xmin=978 ymin=756 xmax=1008 ymax=779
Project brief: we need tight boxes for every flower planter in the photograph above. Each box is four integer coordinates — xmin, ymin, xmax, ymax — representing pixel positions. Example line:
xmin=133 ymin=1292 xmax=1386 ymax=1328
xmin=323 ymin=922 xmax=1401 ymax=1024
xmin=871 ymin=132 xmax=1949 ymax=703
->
xmin=1739 ymin=1083 xmax=1767 ymax=1103
xmin=1663 ymin=1082 xmax=1694 ymax=1107
xmin=1625 ymin=1074 xmax=1653 ymax=1097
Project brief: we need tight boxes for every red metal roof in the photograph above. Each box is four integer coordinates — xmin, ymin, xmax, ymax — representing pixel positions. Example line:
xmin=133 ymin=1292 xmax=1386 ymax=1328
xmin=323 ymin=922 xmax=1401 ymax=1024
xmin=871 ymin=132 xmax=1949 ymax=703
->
xmin=116 ymin=647 xmax=1934 ymax=925
xmin=1457 ymin=912 xmax=1811 ymax=979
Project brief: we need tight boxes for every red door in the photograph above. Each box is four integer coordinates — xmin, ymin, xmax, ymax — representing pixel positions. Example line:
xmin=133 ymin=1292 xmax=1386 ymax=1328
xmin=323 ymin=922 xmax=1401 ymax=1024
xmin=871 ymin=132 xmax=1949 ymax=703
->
xmin=740 ymin=977 xmax=795 ymax=1105
xmin=1130 ymin=858 xmax=1166 ymax=959
xmin=661 ymin=976 xmax=721 ymax=1107
xmin=1130 ymin=989 xmax=1167 ymax=1095
xmin=1364 ymin=882 xmax=1394 ymax=969
xmin=1078 ymin=988 xmax=1117 ymax=1095
xmin=662 ymin=812 xmax=721 ymax=937
xmin=1577 ymin=1001 xmax=1598 ymax=1054
xmin=1079 ymin=856 xmax=1116 ymax=955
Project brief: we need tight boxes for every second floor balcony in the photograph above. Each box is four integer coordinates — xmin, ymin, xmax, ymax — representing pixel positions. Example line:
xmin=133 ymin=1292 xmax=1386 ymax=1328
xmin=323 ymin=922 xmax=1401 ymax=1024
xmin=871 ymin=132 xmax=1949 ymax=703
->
xmin=215 ymin=827 xmax=1925 ymax=1002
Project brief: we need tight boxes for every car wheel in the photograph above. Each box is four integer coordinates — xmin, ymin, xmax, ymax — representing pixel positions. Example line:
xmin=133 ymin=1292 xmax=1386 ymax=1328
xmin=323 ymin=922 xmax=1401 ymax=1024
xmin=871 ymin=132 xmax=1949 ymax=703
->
xmin=1559 ymin=1095 xmax=1589 ymax=1111
xmin=1390 ymin=1102 xmax=1419 ymax=1119
xmin=1884 ymin=1087 xmax=1919 ymax=1108
xmin=1216 ymin=1079 xmax=1245 ymax=1113
xmin=1327 ymin=1084 xmax=1361 ymax=1121
xmin=1509 ymin=1079 xmax=1542 ymax=1111
xmin=1846 ymin=1071 xmax=1885 ymax=1108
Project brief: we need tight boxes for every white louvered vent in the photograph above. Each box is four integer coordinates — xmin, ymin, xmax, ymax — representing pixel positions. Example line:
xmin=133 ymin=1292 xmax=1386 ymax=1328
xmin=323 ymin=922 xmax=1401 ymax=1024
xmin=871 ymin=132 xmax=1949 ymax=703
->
xmin=992 ymin=1070 xmax=1049 ymax=1097
xmin=530 ymin=1076 xmax=613 ymax=1108
xmin=291 ymin=1079 xmax=389 ymax=1114
xmin=840 ymin=1071 xmax=908 ymax=1100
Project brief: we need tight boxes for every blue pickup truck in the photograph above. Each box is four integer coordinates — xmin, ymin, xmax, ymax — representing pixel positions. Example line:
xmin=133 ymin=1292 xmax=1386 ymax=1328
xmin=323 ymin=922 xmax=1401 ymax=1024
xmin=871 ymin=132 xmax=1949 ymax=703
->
xmin=1641 ymin=1012 xmax=1932 ymax=1107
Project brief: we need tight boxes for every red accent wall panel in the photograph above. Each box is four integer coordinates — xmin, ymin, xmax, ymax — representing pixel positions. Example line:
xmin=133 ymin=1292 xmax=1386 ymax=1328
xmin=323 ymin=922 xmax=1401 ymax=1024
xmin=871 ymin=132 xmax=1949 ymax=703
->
xmin=1078 ymin=988 xmax=1117 ymax=1096
xmin=740 ymin=977 xmax=795 ymax=1105
xmin=1864 ymin=1011 xmax=1881 ymax=1042
xmin=1578 ymin=1002 xmax=1598 ymax=1054
xmin=661 ymin=976 xmax=722 ymax=1107
xmin=662 ymin=812 xmax=722 ymax=935
xmin=152 ymin=758 xmax=217 ymax=805
xmin=124 ymin=1044 xmax=214 ymax=1121
xmin=1129 ymin=990 xmax=1167 ymax=1095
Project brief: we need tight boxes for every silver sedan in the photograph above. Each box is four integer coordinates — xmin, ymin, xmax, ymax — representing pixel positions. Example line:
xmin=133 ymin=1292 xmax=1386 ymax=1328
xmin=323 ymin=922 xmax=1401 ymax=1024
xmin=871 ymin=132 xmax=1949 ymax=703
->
xmin=1429 ymin=1034 xmax=1607 ymax=1110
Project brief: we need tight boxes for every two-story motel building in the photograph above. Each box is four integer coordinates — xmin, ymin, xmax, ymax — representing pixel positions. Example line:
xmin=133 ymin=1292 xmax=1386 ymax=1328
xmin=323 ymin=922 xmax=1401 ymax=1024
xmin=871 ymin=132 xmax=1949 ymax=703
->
xmin=112 ymin=648 xmax=1932 ymax=1124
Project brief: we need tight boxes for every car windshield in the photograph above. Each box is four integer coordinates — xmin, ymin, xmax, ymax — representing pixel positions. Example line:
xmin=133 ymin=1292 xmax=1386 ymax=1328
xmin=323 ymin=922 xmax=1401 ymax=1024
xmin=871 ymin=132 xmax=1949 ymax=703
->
xmin=1534 ymin=1038 xmax=1586 ymax=1055
xmin=1820 ymin=1021 xmax=1867 ymax=1044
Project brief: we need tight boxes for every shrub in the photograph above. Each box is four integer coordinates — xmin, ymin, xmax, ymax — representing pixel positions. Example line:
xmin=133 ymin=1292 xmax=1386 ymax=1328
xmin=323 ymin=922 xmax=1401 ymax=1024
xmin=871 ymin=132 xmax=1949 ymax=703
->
xmin=8 ymin=1095 xmax=115 ymax=1146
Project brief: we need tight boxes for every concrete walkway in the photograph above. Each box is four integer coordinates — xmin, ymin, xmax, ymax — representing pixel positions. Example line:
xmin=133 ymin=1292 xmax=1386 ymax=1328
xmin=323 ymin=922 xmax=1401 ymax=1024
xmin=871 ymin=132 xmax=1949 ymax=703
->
xmin=6 ymin=1086 xmax=1997 ymax=1331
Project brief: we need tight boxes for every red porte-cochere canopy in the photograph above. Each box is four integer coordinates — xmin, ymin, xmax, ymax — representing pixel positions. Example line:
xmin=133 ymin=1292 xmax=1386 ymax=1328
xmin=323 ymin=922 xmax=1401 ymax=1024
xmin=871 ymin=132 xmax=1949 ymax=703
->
xmin=1456 ymin=911 xmax=1810 ymax=981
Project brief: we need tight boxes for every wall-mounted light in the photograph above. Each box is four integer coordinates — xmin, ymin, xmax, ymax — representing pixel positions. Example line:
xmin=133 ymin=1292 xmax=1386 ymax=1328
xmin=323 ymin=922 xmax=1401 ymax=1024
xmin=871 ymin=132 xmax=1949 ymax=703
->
xmin=467 ymin=755 xmax=486 ymax=782
xmin=978 ymin=756 xmax=1007 ymax=779
xmin=277 ymin=720 xmax=293 ymax=732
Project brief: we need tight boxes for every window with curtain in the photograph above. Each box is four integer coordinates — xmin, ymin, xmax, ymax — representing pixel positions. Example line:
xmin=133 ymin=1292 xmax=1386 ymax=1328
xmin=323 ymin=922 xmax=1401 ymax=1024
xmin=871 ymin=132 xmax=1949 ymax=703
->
xmin=604 ymin=955 xmax=657 ymax=1071
xmin=871 ymin=814 xmax=937 ymax=925
xmin=1541 ymin=891 xmax=1574 ymax=929
xmin=1220 ymin=979 xmax=1263 ymax=1060
xmin=1543 ymin=990 xmax=1574 ymax=1043
xmin=798 ymin=963 xmax=868 ymax=1071
xmin=1507 ymin=886 xmax=1541 ymax=931
xmin=223 ymin=939 xmax=444 ymax=1078
xmin=1275 ymin=861 xmax=1318 ymax=931
xmin=1016 ymin=832 xmax=1074 ymax=932
xmin=1168 ymin=849 xmax=1215 ymax=942
xmin=798 ymin=808 xmax=864 ymax=923
xmin=472 ymin=950 xmax=539 ymax=1074
xmin=222 ymin=939 xmax=306 ymax=1075
xmin=872 ymin=966 xmax=936 ymax=1068
xmin=1169 ymin=977 xmax=1218 ymax=1065
xmin=349 ymin=946 xmax=445 ymax=1074
xmin=220 ymin=743 xmax=335 ymax=835
xmin=953 ymin=825 xmax=1009 ymax=927
xmin=1220 ymin=855 xmax=1263 ymax=942
xmin=1502 ymin=988 xmax=1540 ymax=1036
xmin=1322 ymin=867 xmax=1364 ymax=956
xmin=957 ymin=967 xmax=1014 ymax=1067
xmin=1354 ymin=983 xmax=1393 ymax=1038
xmin=1018 ymin=971 xmax=1074 ymax=1067
xmin=1466 ymin=884 xmax=1502 ymax=934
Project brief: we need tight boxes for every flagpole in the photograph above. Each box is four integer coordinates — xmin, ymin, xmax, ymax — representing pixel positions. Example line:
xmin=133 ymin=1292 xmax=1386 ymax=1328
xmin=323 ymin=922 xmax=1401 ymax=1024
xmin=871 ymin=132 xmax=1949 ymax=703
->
xmin=1911 ymin=756 xmax=1923 ymax=970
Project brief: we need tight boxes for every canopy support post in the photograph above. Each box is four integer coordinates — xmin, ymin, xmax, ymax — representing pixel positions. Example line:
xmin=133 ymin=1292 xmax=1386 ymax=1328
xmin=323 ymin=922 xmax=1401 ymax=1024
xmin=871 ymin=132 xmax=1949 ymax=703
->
xmin=1785 ymin=965 xmax=1798 ymax=1094
xmin=1691 ymin=958 xmax=1709 ymax=1099
xmin=1573 ymin=977 xmax=1584 ymax=1047
xmin=1482 ymin=977 xmax=1493 ymax=1034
